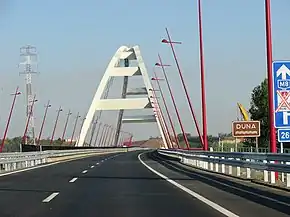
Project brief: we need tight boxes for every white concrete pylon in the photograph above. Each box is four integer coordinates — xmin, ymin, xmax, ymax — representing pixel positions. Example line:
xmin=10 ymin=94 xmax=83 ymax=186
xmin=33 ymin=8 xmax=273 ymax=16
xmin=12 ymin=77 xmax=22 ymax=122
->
xmin=76 ymin=46 xmax=169 ymax=148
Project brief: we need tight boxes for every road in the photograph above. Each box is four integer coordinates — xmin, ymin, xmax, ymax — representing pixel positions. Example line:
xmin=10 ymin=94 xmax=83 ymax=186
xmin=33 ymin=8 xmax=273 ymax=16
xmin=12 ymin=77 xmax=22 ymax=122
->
xmin=0 ymin=150 xmax=289 ymax=217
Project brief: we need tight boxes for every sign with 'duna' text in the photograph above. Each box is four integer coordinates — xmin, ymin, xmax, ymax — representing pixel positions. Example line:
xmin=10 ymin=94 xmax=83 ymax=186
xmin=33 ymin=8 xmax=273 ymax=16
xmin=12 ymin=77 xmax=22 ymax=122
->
xmin=232 ymin=121 xmax=260 ymax=138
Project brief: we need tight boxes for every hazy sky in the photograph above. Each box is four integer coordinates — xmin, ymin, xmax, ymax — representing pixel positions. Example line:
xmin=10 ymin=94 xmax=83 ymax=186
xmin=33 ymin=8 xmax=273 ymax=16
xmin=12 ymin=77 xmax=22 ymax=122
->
xmin=0 ymin=0 xmax=290 ymax=142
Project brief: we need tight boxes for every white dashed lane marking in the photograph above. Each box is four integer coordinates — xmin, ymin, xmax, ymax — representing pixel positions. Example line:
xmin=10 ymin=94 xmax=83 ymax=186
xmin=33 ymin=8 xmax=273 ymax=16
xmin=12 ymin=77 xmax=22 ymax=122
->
xmin=42 ymin=192 xmax=59 ymax=203
xmin=69 ymin=177 xmax=78 ymax=183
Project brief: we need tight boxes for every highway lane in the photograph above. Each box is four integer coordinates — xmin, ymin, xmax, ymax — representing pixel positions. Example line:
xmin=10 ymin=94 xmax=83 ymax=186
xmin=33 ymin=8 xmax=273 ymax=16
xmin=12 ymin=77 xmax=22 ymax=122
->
xmin=1 ymin=150 xmax=289 ymax=217
xmin=0 ymin=150 xmax=226 ymax=217
xmin=0 ymin=152 xmax=120 ymax=217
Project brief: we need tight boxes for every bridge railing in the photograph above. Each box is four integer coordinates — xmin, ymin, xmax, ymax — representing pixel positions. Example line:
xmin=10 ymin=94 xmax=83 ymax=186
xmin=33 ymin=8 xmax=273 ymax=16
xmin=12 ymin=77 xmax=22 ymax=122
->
xmin=0 ymin=149 xmax=91 ymax=158
xmin=0 ymin=147 xmax=146 ymax=174
xmin=211 ymin=147 xmax=290 ymax=153
xmin=157 ymin=149 xmax=290 ymax=189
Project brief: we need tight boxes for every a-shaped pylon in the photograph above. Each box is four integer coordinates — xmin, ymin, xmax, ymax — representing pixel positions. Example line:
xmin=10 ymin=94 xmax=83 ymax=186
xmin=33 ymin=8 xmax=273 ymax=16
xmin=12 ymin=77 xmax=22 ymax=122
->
xmin=76 ymin=46 xmax=172 ymax=148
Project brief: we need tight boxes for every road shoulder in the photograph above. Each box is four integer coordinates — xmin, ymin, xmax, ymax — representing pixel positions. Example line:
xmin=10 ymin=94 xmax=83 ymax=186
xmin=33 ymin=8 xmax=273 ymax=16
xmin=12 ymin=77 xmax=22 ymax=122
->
xmin=139 ymin=150 xmax=290 ymax=217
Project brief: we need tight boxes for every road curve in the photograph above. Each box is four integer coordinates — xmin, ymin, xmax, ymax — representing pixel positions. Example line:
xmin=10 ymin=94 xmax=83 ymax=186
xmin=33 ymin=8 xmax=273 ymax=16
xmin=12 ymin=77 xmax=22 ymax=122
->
xmin=0 ymin=150 xmax=289 ymax=217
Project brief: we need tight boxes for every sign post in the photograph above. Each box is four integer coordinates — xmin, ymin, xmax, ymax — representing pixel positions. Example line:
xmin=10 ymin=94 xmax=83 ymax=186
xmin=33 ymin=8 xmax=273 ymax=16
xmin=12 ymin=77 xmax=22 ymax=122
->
xmin=255 ymin=137 xmax=259 ymax=153
xmin=277 ymin=129 xmax=286 ymax=182
xmin=272 ymin=61 xmax=290 ymax=180
xmin=232 ymin=121 xmax=261 ymax=152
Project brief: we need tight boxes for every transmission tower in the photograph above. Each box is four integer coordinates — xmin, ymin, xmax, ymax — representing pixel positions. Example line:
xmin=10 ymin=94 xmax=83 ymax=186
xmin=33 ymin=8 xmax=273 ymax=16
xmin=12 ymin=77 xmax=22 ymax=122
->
xmin=19 ymin=45 xmax=38 ymax=145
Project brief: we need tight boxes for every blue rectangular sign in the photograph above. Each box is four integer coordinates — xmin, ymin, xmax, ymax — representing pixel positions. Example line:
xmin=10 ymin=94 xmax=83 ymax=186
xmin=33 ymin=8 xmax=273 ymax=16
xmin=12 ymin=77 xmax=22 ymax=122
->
xmin=278 ymin=129 xmax=290 ymax=142
xmin=273 ymin=61 xmax=290 ymax=128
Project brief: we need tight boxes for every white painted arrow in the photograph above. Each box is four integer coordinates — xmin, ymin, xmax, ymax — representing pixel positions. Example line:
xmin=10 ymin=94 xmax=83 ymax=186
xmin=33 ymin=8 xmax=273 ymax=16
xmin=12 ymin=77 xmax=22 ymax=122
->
xmin=277 ymin=64 xmax=290 ymax=80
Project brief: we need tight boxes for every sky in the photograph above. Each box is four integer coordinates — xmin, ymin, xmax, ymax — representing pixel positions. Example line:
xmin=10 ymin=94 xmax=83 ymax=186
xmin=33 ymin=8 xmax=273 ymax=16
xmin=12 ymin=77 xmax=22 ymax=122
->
xmin=1 ymin=0 xmax=290 ymax=142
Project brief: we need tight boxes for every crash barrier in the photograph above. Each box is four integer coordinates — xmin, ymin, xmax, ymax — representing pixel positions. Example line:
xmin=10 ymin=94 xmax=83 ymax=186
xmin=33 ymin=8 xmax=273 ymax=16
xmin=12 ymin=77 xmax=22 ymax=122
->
xmin=157 ymin=149 xmax=290 ymax=188
xmin=20 ymin=144 xmax=143 ymax=152
xmin=212 ymin=146 xmax=290 ymax=153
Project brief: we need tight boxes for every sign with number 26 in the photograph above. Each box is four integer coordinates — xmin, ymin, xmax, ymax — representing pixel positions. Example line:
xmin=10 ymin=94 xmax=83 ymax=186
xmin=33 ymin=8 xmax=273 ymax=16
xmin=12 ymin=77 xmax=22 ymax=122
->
xmin=278 ymin=129 xmax=290 ymax=142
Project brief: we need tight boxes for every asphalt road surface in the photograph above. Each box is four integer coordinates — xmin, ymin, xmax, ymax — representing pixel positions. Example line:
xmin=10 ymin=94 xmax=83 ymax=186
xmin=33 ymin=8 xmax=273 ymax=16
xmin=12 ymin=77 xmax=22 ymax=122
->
xmin=0 ymin=150 xmax=289 ymax=217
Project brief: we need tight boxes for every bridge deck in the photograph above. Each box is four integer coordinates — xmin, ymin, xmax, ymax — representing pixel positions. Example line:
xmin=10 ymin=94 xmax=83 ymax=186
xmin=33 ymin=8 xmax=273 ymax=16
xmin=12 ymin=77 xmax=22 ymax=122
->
xmin=0 ymin=150 xmax=289 ymax=217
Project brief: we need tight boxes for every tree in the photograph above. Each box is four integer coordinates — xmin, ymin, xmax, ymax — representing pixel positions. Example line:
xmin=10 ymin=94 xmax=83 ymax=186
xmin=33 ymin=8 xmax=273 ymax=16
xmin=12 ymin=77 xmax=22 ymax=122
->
xmin=2 ymin=137 xmax=22 ymax=152
xmin=218 ymin=132 xmax=232 ymax=139
xmin=177 ymin=133 xmax=191 ymax=141
xmin=248 ymin=79 xmax=269 ymax=147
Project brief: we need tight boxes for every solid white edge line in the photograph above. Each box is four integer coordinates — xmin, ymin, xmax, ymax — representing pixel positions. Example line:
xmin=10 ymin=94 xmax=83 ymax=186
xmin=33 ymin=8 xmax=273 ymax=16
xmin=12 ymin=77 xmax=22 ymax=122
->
xmin=138 ymin=153 xmax=239 ymax=217
xmin=172 ymin=158 xmax=290 ymax=207
xmin=82 ymin=170 xmax=88 ymax=174
xmin=0 ymin=151 xmax=122 ymax=178
xmin=69 ymin=177 xmax=78 ymax=183
xmin=42 ymin=192 xmax=59 ymax=203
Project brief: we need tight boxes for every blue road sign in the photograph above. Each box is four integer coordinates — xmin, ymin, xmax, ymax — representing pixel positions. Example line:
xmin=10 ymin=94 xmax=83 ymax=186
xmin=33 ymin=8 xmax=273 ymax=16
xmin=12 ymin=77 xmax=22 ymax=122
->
xmin=278 ymin=129 xmax=290 ymax=142
xmin=273 ymin=61 xmax=290 ymax=128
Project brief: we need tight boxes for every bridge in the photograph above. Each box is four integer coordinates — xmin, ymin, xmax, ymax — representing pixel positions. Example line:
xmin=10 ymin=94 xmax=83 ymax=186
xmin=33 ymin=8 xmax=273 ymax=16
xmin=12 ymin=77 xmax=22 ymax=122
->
xmin=0 ymin=43 xmax=289 ymax=217
xmin=1 ymin=1 xmax=290 ymax=215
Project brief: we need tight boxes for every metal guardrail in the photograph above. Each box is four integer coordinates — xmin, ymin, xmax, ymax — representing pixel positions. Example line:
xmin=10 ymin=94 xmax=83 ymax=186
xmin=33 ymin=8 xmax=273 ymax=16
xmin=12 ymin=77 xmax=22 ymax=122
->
xmin=157 ymin=149 xmax=290 ymax=188
xmin=212 ymin=146 xmax=290 ymax=153
xmin=0 ymin=149 xmax=94 ymax=158
xmin=0 ymin=147 xmax=146 ymax=174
